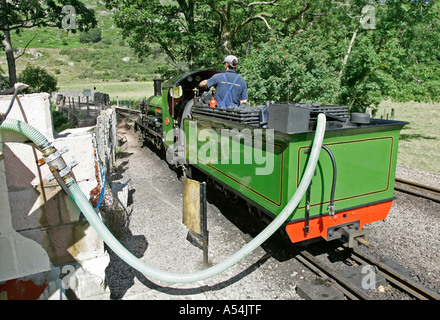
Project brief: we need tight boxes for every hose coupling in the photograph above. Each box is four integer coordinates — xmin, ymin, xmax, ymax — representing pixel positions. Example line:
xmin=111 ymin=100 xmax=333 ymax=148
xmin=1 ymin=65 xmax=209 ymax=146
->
xmin=38 ymin=146 xmax=78 ymax=195
xmin=328 ymin=204 xmax=335 ymax=218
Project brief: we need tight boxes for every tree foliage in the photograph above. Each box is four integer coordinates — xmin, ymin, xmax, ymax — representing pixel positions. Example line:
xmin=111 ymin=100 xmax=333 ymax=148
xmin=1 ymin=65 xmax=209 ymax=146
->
xmin=19 ymin=65 xmax=58 ymax=93
xmin=1 ymin=0 xmax=96 ymax=87
xmin=103 ymin=0 xmax=316 ymax=75
xmin=240 ymin=31 xmax=340 ymax=105
xmin=327 ymin=0 xmax=440 ymax=111
xmin=80 ymin=27 xmax=102 ymax=43
xmin=0 ymin=0 xmax=96 ymax=33
xmin=103 ymin=0 xmax=440 ymax=109
xmin=104 ymin=0 xmax=218 ymax=75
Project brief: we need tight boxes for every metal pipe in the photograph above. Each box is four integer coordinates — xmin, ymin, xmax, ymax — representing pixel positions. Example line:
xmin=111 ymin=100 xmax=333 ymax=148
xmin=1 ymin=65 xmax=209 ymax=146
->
xmin=321 ymin=145 xmax=337 ymax=217
xmin=0 ymin=83 xmax=29 ymax=125
xmin=153 ymin=78 xmax=162 ymax=97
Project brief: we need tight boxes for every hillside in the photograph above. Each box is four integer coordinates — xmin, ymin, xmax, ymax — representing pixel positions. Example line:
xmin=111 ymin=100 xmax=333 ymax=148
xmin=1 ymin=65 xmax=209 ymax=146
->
xmin=0 ymin=0 xmax=161 ymax=99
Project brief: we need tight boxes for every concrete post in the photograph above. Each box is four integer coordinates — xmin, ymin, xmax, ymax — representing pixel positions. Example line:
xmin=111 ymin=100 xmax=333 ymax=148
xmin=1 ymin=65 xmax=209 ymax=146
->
xmin=86 ymin=96 xmax=90 ymax=117
xmin=111 ymin=106 xmax=117 ymax=167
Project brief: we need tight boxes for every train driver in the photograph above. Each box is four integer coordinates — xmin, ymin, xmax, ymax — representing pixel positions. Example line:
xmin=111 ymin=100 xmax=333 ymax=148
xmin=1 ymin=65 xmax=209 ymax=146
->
xmin=199 ymin=55 xmax=248 ymax=108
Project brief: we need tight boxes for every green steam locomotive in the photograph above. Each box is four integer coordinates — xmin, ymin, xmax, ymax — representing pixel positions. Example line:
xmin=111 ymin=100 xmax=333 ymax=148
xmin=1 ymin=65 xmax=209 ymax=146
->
xmin=134 ymin=69 xmax=407 ymax=247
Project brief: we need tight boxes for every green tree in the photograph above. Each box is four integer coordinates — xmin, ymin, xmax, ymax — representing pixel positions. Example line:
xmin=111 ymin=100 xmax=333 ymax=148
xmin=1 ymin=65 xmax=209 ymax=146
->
xmin=240 ymin=0 xmax=440 ymax=110
xmin=103 ymin=0 xmax=336 ymax=74
xmin=318 ymin=0 xmax=440 ymax=110
xmin=202 ymin=0 xmax=314 ymax=54
xmin=0 ymin=0 xmax=96 ymax=87
xmin=19 ymin=65 xmax=58 ymax=93
xmin=240 ymin=31 xmax=340 ymax=105
xmin=102 ymin=0 xmax=440 ymax=109
xmin=80 ymin=27 xmax=102 ymax=43
xmin=104 ymin=0 xmax=219 ymax=74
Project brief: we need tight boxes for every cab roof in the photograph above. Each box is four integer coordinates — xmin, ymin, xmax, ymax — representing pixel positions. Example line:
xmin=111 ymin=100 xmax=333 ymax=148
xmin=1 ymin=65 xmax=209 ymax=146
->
xmin=162 ymin=69 xmax=221 ymax=89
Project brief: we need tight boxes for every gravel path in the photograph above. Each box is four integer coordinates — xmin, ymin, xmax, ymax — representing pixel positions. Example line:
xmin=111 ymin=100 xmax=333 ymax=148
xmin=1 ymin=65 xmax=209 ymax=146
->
xmin=105 ymin=120 xmax=315 ymax=300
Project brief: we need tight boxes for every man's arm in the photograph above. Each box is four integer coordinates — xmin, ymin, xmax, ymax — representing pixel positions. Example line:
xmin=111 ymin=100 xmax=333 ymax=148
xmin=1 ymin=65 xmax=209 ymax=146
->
xmin=240 ymin=81 xmax=248 ymax=105
xmin=200 ymin=74 xmax=218 ymax=89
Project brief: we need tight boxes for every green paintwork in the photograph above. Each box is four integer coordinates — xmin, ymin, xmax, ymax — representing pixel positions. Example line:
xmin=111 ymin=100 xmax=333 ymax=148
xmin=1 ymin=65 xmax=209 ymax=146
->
xmin=184 ymin=117 xmax=288 ymax=212
xmin=161 ymin=93 xmax=174 ymax=148
xmin=146 ymin=68 xmax=406 ymax=224
xmin=147 ymin=92 xmax=174 ymax=148
xmin=291 ymin=123 xmax=403 ymax=221
xmin=183 ymin=115 xmax=406 ymax=223
xmin=147 ymin=95 xmax=163 ymax=110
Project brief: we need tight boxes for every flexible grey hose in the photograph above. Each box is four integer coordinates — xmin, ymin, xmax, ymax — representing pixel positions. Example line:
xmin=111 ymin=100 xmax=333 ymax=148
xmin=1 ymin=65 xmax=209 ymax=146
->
xmin=0 ymin=117 xmax=51 ymax=151
xmin=1 ymin=114 xmax=327 ymax=283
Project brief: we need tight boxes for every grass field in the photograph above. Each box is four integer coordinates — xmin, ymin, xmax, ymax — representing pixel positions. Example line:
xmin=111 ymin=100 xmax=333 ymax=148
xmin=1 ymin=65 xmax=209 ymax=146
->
xmin=377 ymin=101 xmax=440 ymax=174
xmin=59 ymin=80 xmax=155 ymax=101
xmin=1 ymin=0 xmax=163 ymax=85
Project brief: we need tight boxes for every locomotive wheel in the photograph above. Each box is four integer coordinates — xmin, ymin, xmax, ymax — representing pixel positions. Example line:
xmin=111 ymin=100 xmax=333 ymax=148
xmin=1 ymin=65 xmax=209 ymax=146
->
xmin=155 ymin=136 xmax=163 ymax=150
xmin=248 ymin=205 xmax=263 ymax=221
xmin=224 ymin=189 xmax=239 ymax=204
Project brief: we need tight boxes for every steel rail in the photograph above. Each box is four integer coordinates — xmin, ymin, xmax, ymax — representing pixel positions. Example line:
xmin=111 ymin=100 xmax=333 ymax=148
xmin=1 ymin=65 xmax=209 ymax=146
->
xmin=115 ymin=106 xmax=141 ymax=114
xmin=349 ymin=246 xmax=440 ymax=300
xmin=395 ymin=178 xmax=440 ymax=203
xmin=270 ymin=233 xmax=372 ymax=300
xmin=292 ymin=248 xmax=371 ymax=300
xmin=279 ymin=234 xmax=440 ymax=300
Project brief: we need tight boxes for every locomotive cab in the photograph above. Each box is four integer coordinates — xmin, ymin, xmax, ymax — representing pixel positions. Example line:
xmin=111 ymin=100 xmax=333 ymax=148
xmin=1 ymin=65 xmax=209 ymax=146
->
xmin=163 ymin=69 xmax=221 ymax=123
xmin=135 ymin=69 xmax=220 ymax=152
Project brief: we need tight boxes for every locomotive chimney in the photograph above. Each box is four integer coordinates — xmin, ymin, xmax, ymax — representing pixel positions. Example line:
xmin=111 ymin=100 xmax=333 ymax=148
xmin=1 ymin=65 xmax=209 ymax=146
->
xmin=153 ymin=78 xmax=162 ymax=96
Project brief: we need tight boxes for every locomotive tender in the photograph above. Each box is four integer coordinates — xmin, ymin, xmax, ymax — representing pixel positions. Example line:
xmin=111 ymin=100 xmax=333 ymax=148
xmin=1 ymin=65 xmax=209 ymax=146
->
xmin=134 ymin=69 xmax=407 ymax=247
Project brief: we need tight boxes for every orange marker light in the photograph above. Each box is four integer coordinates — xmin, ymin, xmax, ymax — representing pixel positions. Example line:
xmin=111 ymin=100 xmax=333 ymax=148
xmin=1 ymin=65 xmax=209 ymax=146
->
xmin=210 ymin=97 xmax=217 ymax=108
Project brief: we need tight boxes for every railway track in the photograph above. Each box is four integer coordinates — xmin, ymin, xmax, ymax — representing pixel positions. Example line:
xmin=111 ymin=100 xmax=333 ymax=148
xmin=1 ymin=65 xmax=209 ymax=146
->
xmin=290 ymin=246 xmax=371 ymax=300
xmin=394 ymin=178 xmax=440 ymax=203
xmin=289 ymin=243 xmax=440 ymax=300
xmin=348 ymin=246 xmax=440 ymax=300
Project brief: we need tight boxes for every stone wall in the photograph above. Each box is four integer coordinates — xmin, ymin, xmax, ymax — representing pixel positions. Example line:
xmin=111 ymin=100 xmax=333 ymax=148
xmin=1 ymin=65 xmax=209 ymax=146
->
xmin=0 ymin=93 xmax=110 ymax=299
xmin=53 ymin=90 xmax=110 ymax=108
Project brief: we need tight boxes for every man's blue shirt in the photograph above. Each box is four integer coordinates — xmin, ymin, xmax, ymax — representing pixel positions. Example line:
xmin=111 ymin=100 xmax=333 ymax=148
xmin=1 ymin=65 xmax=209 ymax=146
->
xmin=207 ymin=70 xmax=248 ymax=107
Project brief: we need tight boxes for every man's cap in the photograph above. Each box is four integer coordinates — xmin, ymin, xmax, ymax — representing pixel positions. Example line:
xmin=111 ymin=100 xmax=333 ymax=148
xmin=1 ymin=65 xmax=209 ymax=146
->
xmin=222 ymin=55 xmax=239 ymax=66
